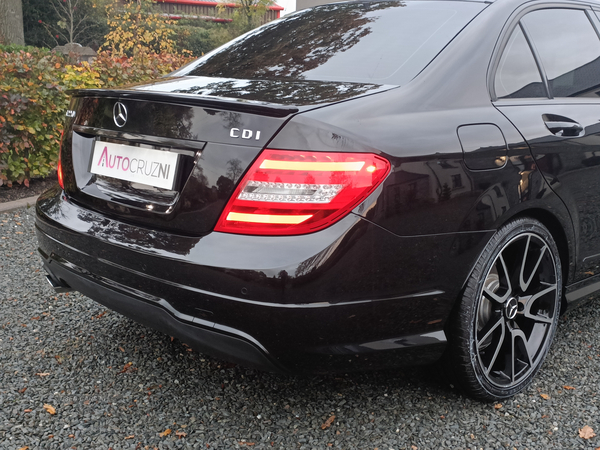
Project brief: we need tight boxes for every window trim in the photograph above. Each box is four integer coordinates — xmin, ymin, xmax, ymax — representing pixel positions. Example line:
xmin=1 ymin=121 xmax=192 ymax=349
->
xmin=518 ymin=21 xmax=551 ymax=99
xmin=493 ymin=21 xmax=550 ymax=100
xmin=488 ymin=2 xmax=594 ymax=102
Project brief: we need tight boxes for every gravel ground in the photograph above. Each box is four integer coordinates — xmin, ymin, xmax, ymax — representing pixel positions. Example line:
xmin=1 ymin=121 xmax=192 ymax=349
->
xmin=1 ymin=206 xmax=600 ymax=450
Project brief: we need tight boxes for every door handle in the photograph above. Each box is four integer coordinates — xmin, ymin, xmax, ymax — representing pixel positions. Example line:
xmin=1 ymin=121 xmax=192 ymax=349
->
xmin=542 ymin=114 xmax=584 ymax=137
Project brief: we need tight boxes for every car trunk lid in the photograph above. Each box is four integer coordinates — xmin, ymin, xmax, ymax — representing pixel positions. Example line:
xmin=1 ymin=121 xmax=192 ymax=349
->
xmin=60 ymin=78 xmax=394 ymax=236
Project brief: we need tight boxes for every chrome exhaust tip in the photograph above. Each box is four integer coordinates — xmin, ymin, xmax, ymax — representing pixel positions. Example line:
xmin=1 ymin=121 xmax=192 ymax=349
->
xmin=45 ymin=274 xmax=73 ymax=293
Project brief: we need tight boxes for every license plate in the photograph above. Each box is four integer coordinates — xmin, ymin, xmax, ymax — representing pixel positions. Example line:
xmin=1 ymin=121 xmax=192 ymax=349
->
xmin=90 ymin=141 xmax=180 ymax=190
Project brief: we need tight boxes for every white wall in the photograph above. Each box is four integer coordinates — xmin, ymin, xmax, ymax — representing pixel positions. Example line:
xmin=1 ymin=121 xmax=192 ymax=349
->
xmin=276 ymin=0 xmax=297 ymax=16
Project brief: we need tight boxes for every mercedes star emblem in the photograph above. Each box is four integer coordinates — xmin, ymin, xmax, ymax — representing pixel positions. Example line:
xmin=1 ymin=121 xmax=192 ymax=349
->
xmin=113 ymin=102 xmax=128 ymax=128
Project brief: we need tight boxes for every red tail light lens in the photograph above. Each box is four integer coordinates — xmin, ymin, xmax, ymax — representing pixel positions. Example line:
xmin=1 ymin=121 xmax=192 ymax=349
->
xmin=57 ymin=131 xmax=64 ymax=190
xmin=214 ymin=149 xmax=391 ymax=236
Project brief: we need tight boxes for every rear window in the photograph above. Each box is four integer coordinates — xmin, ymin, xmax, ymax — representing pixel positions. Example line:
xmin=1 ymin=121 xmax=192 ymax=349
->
xmin=176 ymin=1 xmax=486 ymax=86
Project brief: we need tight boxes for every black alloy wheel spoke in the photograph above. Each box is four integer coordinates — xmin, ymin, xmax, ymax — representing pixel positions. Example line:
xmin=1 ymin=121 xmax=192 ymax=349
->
xmin=520 ymin=283 xmax=557 ymax=324
xmin=510 ymin=326 xmax=534 ymax=383
xmin=482 ymin=284 xmax=509 ymax=304
xmin=482 ymin=252 xmax=512 ymax=304
xmin=519 ymin=236 xmax=549 ymax=292
xmin=477 ymin=315 xmax=506 ymax=375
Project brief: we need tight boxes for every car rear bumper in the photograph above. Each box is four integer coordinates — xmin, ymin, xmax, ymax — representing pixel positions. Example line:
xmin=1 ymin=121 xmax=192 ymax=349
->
xmin=40 ymin=252 xmax=286 ymax=372
xmin=36 ymin=186 xmax=493 ymax=373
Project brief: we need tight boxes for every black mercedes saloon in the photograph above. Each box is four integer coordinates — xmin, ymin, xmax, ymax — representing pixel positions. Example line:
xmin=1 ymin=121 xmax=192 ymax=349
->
xmin=36 ymin=0 xmax=600 ymax=400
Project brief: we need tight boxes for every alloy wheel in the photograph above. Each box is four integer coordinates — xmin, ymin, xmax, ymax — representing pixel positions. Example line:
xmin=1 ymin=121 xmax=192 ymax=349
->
xmin=475 ymin=232 xmax=559 ymax=388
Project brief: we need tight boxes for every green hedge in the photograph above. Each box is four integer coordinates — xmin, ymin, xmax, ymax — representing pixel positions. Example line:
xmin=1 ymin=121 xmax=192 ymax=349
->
xmin=0 ymin=47 xmax=192 ymax=186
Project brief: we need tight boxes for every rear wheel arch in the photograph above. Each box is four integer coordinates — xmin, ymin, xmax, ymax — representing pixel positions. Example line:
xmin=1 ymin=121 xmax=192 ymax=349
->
xmin=456 ymin=207 xmax=573 ymax=313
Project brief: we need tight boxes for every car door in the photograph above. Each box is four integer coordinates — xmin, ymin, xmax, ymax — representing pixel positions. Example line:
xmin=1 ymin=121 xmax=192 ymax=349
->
xmin=492 ymin=5 xmax=600 ymax=281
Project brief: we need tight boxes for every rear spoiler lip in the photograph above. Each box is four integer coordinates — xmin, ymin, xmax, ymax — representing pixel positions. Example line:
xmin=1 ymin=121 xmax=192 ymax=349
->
xmin=66 ymin=88 xmax=301 ymax=118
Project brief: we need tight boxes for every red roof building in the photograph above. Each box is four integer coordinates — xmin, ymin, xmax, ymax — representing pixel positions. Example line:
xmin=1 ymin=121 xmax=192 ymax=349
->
xmin=156 ymin=0 xmax=284 ymax=22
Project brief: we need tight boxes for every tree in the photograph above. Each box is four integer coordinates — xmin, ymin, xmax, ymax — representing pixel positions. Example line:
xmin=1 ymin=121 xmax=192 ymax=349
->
xmin=0 ymin=0 xmax=25 ymax=46
xmin=23 ymin=0 xmax=108 ymax=49
xmin=42 ymin=0 xmax=109 ymax=47
xmin=214 ymin=0 xmax=274 ymax=41
xmin=48 ymin=0 xmax=99 ymax=45
xmin=229 ymin=0 xmax=274 ymax=33
xmin=22 ymin=0 xmax=57 ymax=48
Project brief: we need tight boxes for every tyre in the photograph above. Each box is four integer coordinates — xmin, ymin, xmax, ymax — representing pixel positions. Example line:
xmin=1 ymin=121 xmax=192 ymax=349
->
xmin=449 ymin=218 xmax=562 ymax=401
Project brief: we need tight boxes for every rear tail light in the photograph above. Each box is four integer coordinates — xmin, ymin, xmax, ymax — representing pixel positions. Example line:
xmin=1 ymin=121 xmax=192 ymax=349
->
xmin=214 ymin=149 xmax=391 ymax=236
xmin=57 ymin=130 xmax=64 ymax=190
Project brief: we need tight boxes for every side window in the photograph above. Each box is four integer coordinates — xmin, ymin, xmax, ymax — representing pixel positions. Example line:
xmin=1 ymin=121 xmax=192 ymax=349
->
xmin=522 ymin=9 xmax=600 ymax=98
xmin=494 ymin=26 xmax=546 ymax=99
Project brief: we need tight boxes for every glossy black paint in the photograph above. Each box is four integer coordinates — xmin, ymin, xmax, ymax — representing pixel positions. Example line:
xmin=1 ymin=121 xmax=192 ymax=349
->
xmin=37 ymin=187 xmax=479 ymax=372
xmin=36 ymin=0 xmax=600 ymax=374
xmin=128 ymin=76 xmax=395 ymax=106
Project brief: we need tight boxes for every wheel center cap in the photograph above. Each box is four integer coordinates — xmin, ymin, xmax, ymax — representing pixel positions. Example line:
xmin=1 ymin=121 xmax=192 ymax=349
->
xmin=505 ymin=297 xmax=519 ymax=320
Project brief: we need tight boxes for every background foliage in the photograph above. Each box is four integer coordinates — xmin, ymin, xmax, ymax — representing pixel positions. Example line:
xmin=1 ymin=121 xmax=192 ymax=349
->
xmin=103 ymin=0 xmax=182 ymax=57
xmin=3 ymin=0 xmax=277 ymax=186
xmin=0 ymin=46 xmax=192 ymax=186
xmin=23 ymin=0 xmax=109 ymax=49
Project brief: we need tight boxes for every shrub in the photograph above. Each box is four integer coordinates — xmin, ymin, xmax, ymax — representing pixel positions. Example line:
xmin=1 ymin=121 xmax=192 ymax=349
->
xmin=0 ymin=44 xmax=40 ymax=53
xmin=0 ymin=49 xmax=94 ymax=186
xmin=103 ymin=0 xmax=184 ymax=57
xmin=92 ymin=50 xmax=191 ymax=86
xmin=0 ymin=48 xmax=192 ymax=186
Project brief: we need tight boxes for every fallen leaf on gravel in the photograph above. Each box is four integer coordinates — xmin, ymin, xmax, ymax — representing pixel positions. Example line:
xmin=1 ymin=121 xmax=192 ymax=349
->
xmin=494 ymin=403 xmax=502 ymax=409
xmin=119 ymin=347 xmax=125 ymax=352
xmin=36 ymin=372 xmax=50 ymax=377
xmin=563 ymin=385 xmax=575 ymax=390
xmin=118 ymin=362 xmax=137 ymax=374
xmin=124 ymin=435 xmax=135 ymax=440
xmin=24 ymin=409 xmax=32 ymax=413
xmin=18 ymin=447 xmax=29 ymax=450
xmin=321 ymin=415 xmax=335 ymax=430
xmin=18 ymin=387 xmax=27 ymax=394
xmin=540 ymin=393 xmax=550 ymax=400
xmin=238 ymin=442 xmax=255 ymax=446
xmin=159 ymin=429 xmax=172 ymax=437
xmin=43 ymin=404 xmax=56 ymax=415
xmin=54 ymin=355 xmax=63 ymax=364
xmin=411 ymin=446 xmax=418 ymax=450
xmin=580 ymin=426 xmax=596 ymax=439
xmin=175 ymin=431 xmax=187 ymax=439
